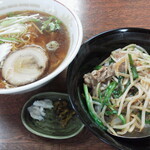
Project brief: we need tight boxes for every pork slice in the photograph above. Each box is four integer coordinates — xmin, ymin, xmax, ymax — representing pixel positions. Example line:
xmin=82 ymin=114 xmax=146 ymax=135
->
xmin=83 ymin=65 xmax=115 ymax=88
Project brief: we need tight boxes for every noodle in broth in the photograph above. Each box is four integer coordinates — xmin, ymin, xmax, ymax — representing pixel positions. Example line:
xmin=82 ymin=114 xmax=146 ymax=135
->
xmin=0 ymin=10 xmax=70 ymax=88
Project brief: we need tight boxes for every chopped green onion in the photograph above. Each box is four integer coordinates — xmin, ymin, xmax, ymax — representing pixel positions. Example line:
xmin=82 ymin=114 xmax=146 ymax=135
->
xmin=103 ymin=81 xmax=117 ymax=105
xmin=108 ymin=106 xmax=126 ymax=124
xmin=46 ymin=41 xmax=59 ymax=51
xmin=113 ymin=80 xmax=130 ymax=98
xmin=128 ymin=54 xmax=139 ymax=80
xmin=0 ymin=14 xmax=39 ymax=27
xmin=105 ymin=110 xmax=117 ymax=115
xmin=41 ymin=16 xmax=61 ymax=32
xmin=118 ymin=114 xmax=126 ymax=124
xmin=145 ymin=120 xmax=150 ymax=124
xmin=124 ymin=80 xmax=130 ymax=92
xmin=0 ymin=23 xmax=27 ymax=36
xmin=94 ymin=65 xmax=102 ymax=70
xmin=83 ymin=84 xmax=107 ymax=130
xmin=113 ymin=76 xmax=123 ymax=98
xmin=109 ymin=58 xmax=115 ymax=64
xmin=0 ymin=19 xmax=17 ymax=27
xmin=145 ymin=112 xmax=150 ymax=124
xmin=0 ymin=14 xmax=39 ymax=38
xmin=0 ymin=37 xmax=21 ymax=43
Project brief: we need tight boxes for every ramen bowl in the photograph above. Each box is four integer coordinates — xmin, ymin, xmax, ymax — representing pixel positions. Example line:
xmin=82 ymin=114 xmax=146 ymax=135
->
xmin=0 ymin=0 xmax=82 ymax=94
xmin=67 ymin=28 xmax=150 ymax=150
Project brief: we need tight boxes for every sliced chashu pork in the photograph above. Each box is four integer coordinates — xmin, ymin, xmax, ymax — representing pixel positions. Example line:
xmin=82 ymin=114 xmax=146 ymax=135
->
xmin=2 ymin=46 xmax=48 ymax=86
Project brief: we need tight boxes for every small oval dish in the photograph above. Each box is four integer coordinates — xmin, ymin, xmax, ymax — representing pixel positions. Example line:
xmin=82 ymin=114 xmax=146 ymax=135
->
xmin=21 ymin=92 xmax=84 ymax=139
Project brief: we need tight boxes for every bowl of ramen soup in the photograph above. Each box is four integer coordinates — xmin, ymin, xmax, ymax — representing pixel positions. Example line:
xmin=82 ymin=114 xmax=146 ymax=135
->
xmin=67 ymin=28 xmax=150 ymax=150
xmin=0 ymin=0 xmax=82 ymax=94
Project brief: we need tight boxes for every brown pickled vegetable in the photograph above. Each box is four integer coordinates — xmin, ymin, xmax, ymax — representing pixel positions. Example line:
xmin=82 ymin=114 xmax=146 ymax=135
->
xmin=53 ymin=100 xmax=75 ymax=127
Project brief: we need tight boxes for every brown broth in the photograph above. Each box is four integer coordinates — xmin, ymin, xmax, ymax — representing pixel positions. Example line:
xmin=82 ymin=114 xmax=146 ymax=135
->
xmin=0 ymin=10 xmax=70 ymax=88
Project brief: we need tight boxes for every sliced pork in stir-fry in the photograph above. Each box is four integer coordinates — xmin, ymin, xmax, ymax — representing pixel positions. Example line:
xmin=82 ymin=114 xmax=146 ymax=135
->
xmin=84 ymin=65 xmax=114 ymax=88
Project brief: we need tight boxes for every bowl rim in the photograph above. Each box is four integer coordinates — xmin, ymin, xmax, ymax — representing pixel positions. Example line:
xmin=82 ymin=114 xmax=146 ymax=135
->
xmin=0 ymin=0 xmax=83 ymax=94
xmin=83 ymin=27 xmax=150 ymax=44
xmin=21 ymin=92 xmax=84 ymax=139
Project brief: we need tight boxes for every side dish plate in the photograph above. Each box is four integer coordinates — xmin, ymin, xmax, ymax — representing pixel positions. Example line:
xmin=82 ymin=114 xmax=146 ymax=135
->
xmin=21 ymin=92 xmax=84 ymax=139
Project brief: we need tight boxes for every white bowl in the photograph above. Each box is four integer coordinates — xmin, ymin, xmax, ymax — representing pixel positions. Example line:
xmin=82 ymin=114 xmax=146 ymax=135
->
xmin=0 ymin=0 xmax=83 ymax=94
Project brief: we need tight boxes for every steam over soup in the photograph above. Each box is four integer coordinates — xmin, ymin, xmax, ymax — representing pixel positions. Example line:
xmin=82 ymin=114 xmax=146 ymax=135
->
xmin=0 ymin=11 xmax=70 ymax=88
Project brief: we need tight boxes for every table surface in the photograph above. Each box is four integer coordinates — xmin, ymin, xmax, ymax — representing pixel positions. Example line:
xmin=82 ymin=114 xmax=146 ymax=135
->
xmin=0 ymin=0 xmax=150 ymax=150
